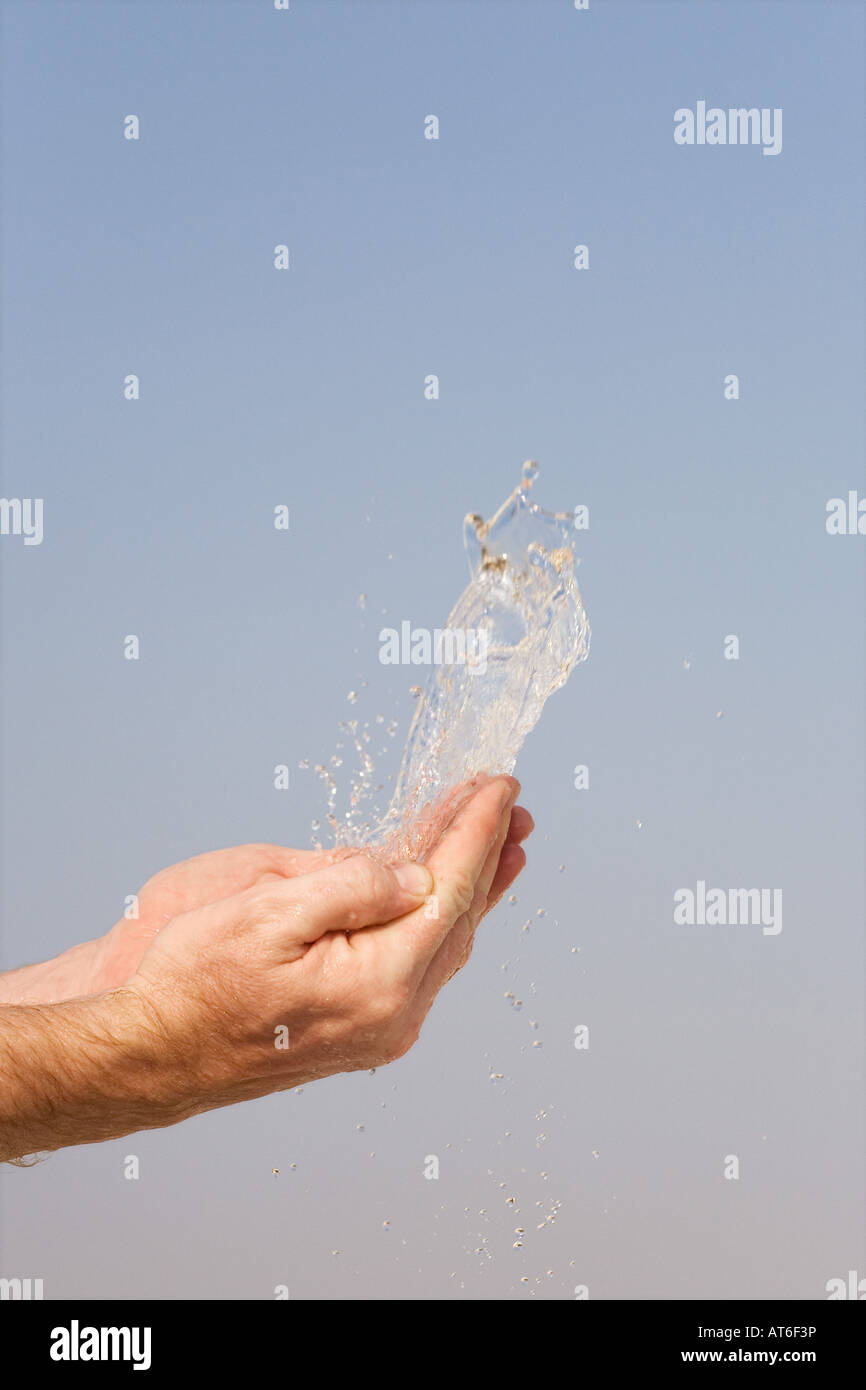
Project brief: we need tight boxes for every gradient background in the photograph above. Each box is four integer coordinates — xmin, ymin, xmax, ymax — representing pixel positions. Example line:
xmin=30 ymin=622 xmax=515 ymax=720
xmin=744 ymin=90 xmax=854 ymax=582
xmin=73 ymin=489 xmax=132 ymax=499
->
xmin=1 ymin=0 xmax=863 ymax=1300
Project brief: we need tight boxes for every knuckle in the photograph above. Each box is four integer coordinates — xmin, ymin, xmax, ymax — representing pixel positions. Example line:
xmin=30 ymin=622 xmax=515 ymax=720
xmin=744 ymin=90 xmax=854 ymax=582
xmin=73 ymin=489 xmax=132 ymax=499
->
xmin=469 ymin=886 xmax=488 ymax=922
xmin=245 ymin=887 xmax=293 ymax=929
xmin=366 ymin=984 xmax=410 ymax=1027
xmin=446 ymin=864 xmax=475 ymax=917
xmin=340 ymin=855 xmax=383 ymax=910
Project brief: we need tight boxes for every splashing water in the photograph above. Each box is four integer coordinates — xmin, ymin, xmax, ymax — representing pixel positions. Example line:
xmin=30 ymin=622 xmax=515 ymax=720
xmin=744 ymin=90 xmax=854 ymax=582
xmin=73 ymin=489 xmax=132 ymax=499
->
xmin=337 ymin=462 xmax=590 ymax=857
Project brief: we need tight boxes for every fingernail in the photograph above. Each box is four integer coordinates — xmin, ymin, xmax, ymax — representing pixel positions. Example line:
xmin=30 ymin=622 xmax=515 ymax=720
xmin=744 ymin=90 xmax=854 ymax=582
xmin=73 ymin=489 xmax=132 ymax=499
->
xmin=393 ymin=862 xmax=434 ymax=898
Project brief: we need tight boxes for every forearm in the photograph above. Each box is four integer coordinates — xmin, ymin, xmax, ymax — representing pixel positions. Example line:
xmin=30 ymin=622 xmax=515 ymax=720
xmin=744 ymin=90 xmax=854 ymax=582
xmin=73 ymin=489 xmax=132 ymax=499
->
xmin=0 ymin=990 xmax=191 ymax=1163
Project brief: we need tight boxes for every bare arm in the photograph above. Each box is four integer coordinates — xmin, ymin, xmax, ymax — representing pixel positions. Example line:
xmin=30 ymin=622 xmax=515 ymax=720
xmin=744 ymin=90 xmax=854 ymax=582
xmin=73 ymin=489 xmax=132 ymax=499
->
xmin=0 ymin=990 xmax=185 ymax=1163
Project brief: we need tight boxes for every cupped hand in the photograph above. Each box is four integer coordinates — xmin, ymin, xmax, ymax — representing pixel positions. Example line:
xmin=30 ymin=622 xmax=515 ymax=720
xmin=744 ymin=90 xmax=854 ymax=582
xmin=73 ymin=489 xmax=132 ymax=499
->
xmin=95 ymin=789 xmax=532 ymax=993
xmin=123 ymin=777 xmax=532 ymax=1122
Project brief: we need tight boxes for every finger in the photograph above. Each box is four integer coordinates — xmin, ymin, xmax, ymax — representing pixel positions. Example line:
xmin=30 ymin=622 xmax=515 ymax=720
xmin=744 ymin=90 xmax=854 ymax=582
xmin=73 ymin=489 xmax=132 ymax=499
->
xmin=505 ymin=805 xmax=534 ymax=845
xmin=260 ymin=848 xmax=332 ymax=876
xmin=422 ymin=788 xmax=519 ymax=977
xmin=251 ymin=853 xmax=433 ymax=944
xmin=436 ymin=839 xmax=527 ymax=984
xmin=399 ymin=773 xmax=505 ymax=863
xmin=413 ymin=776 xmax=517 ymax=953
xmin=448 ymin=805 xmax=528 ymax=929
xmin=483 ymin=840 xmax=527 ymax=915
xmin=354 ymin=776 xmax=518 ymax=982
xmin=256 ymin=845 xmax=353 ymax=879
xmin=474 ymin=781 xmax=521 ymax=907
xmin=412 ymin=841 xmax=528 ymax=1013
xmin=427 ymin=775 xmax=518 ymax=913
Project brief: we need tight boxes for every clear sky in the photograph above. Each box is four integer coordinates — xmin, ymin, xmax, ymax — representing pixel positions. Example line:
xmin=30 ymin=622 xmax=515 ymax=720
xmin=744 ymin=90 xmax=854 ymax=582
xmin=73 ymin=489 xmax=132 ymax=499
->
xmin=1 ymin=0 xmax=863 ymax=1299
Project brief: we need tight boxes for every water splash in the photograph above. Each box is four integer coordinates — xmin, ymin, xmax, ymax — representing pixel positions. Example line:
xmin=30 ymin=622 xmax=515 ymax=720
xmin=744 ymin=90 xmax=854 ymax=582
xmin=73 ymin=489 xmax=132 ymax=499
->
xmin=338 ymin=462 xmax=590 ymax=856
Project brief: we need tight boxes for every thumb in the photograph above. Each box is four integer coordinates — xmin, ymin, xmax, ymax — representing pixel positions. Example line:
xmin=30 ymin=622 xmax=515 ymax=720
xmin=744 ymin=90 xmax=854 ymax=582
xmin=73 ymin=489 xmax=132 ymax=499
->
xmin=266 ymin=854 xmax=433 ymax=943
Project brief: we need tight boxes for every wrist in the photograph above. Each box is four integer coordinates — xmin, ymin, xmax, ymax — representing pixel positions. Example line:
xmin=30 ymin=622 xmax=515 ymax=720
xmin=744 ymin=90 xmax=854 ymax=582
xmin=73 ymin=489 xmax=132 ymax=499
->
xmin=94 ymin=984 xmax=202 ymax=1129
xmin=0 ymin=987 xmax=196 ymax=1163
xmin=0 ymin=936 xmax=106 ymax=1005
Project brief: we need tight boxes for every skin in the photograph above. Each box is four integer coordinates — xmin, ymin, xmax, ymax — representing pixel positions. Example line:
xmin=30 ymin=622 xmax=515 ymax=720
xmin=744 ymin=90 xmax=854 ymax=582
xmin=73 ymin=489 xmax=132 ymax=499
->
xmin=0 ymin=777 xmax=533 ymax=1164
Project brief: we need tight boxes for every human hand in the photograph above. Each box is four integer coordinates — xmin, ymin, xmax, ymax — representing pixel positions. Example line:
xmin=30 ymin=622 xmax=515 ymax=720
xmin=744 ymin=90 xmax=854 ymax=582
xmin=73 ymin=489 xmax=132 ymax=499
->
xmin=92 ymin=842 xmax=349 ymax=993
xmin=0 ymin=783 xmax=532 ymax=1008
xmin=94 ymin=791 xmax=531 ymax=992
xmin=122 ymin=776 xmax=530 ymax=1127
